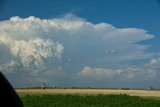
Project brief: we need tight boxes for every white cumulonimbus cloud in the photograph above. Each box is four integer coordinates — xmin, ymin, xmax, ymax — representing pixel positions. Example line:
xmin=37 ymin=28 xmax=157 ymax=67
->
xmin=0 ymin=14 xmax=156 ymax=86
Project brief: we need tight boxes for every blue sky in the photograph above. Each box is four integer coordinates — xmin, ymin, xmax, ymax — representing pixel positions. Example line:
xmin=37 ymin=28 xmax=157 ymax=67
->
xmin=0 ymin=0 xmax=160 ymax=88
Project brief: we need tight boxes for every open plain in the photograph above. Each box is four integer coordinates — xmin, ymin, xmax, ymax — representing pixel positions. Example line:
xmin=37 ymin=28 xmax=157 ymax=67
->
xmin=16 ymin=89 xmax=160 ymax=97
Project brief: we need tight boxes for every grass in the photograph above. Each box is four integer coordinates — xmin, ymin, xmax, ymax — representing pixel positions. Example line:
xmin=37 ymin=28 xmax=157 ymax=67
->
xmin=20 ymin=94 xmax=160 ymax=107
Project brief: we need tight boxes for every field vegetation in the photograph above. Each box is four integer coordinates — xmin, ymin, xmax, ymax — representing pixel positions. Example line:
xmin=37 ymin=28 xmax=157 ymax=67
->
xmin=20 ymin=94 xmax=160 ymax=107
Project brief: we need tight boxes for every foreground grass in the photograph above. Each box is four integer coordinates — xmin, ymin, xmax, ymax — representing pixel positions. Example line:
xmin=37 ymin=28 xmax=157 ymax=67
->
xmin=20 ymin=94 xmax=160 ymax=107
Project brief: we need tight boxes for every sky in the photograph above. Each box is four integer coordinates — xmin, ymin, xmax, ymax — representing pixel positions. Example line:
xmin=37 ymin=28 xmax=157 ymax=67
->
xmin=0 ymin=0 xmax=160 ymax=88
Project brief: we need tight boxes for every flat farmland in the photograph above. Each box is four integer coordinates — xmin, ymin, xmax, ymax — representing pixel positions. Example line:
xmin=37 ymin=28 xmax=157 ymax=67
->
xmin=16 ymin=89 xmax=160 ymax=97
xmin=17 ymin=89 xmax=160 ymax=107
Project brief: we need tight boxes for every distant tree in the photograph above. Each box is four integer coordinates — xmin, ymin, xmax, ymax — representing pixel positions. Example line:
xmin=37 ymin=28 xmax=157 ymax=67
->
xmin=150 ymin=86 xmax=154 ymax=90
xmin=42 ymin=83 xmax=47 ymax=89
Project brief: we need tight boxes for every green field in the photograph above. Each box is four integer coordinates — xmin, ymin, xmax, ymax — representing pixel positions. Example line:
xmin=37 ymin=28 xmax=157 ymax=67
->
xmin=20 ymin=94 xmax=160 ymax=107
